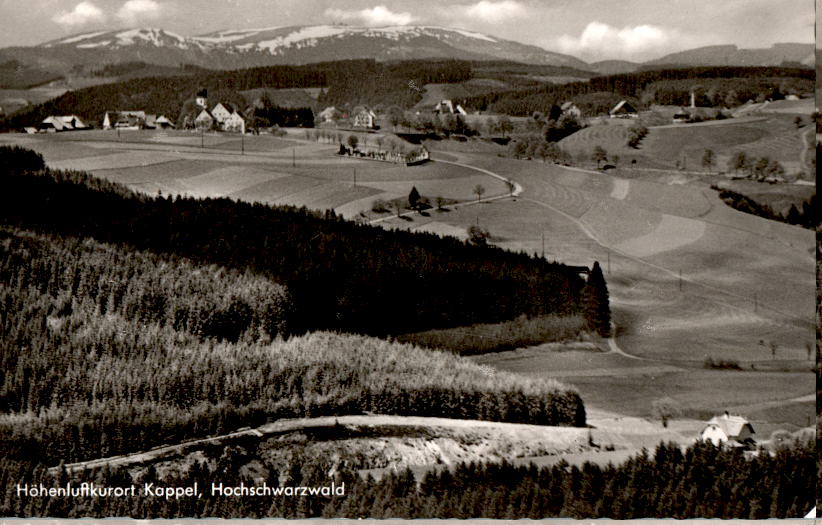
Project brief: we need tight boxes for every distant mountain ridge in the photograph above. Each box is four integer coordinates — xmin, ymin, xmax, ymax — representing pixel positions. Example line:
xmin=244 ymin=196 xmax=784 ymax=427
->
xmin=0 ymin=27 xmax=814 ymax=81
xmin=0 ymin=26 xmax=589 ymax=73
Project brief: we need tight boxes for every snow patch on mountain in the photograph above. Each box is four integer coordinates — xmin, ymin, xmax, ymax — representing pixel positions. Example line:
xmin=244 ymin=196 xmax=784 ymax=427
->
xmin=56 ymin=31 xmax=109 ymax=45
xmin=255 ymin=25 xmax=353 ymax=52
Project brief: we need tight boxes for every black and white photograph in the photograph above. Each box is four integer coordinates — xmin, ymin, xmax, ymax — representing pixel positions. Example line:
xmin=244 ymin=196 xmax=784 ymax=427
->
xmin=0 ymin=0 xmax=817 ymax=520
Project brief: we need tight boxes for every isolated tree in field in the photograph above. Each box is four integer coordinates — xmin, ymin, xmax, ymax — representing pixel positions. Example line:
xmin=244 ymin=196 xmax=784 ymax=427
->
xmin=392 ymin=199 xmax=403 ymax=218
xmin=435 ymin=196 xmax=446 ymax=210
xmin=612 ymin=154 xmax=620 ymax=167
xmin=498 ymin=115 xmax=514 ymax=138
xmin=473 ymin=184 xmax=486 ymax=202
xmin=592 ymin=145 xmax=608 ymax=168
xmin=701 ymin=149 xmax=715 ymax=172
xmin=347 ymin=134 xmax=359 ymax=150
xmin=408 ymin=186 xmax=421 ymax=210
xmin=582 ymin=261 xmax=611 ymax=337
xmin=651 ymin=397 xmax=682 ymax=428
xmin=729 ymin=151 xmax=748 ymax=174
xmin=793 ymin=116 xmax=803 ymax=128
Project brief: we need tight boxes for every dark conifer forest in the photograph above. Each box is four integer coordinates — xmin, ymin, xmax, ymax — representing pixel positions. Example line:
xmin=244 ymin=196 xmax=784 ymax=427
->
xmin=0 ymin=439 xmax=813 ymax=518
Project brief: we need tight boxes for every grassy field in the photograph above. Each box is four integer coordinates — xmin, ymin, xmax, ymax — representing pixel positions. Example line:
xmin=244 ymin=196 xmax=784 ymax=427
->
xmin=559 ymin=114 xmax=814 ymax=178
xmin=383 ymin=146 xmax=814 ymax=431
xmin=0 ymin=130 xmax=507 ymax=217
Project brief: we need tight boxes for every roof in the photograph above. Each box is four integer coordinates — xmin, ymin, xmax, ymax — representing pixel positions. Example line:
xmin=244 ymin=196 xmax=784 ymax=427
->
xmin=561 ymin=101 xmax=576 ymax=110
xmin=195 ymin=109 xmax=214 ymax=120
xmin=703 ymin=414 xmax=753 ymax=439
xmin=610 ymin=100 xmax=636 ymax=114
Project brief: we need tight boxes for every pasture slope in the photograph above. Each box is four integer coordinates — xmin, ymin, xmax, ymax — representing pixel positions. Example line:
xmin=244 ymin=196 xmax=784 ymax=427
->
xmin=0 ymin=130 xmax=508 ymax=217
xmin=380 ymin=147 xmax=813 ymax=433
xmin=561 ymin=113 xmax=814 ymax=179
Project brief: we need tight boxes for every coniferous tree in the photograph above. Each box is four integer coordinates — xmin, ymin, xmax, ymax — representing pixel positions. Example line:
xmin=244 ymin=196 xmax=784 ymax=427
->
xmin=408 ymin=186 xmax=421 ymax=210
xmin=583 ymin=261 xmax=611 ymax=337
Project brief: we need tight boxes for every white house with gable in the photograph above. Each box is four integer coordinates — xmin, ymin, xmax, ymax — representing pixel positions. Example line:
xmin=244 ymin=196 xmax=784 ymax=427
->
xmin=211 ymin=103 xmax=233 ymax=125
xmin=700 ymin=412 xmax=755 ymax=447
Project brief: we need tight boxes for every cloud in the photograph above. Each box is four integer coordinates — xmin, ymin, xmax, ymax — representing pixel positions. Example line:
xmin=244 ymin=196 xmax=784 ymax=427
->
xmin=324 ymin=5 xmax=416 ymax=26
xmin=460 ymin=1 xmax=526 ymax=23
xmin=556 ymin=21 xmax=684 ymax=60
xmin=53 ymin=1 xmax=105 ymax=27
xmin=117 ymin=0 xmax=162 ymax=24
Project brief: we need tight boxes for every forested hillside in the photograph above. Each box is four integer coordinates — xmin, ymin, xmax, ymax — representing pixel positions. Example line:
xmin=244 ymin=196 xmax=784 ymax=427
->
xmin=0 ymin=147 xmax=585 ymax=336
xmin=0 ymin=226 xmax=584 ymax=465
xmin=0 ymin=59 xmax=473 ymax=129
xmin=1 ymin=439 xmax=812 ymax=518
xmin=463 ymin=67 xmax=814 ymax=116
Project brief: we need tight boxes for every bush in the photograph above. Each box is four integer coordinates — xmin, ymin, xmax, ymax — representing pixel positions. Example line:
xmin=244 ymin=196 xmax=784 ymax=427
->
xmin=703 ymin=356 xmax=742 ymax=370
xmin=371 ymin=198 xmax=389 ymax=213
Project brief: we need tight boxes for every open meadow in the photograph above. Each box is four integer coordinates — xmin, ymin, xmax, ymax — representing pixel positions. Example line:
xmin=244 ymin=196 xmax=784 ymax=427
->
xmin=0 ymin=129 xmax=508 ymax=217
xmin=0 ymin=126 xmax=814 ymax=442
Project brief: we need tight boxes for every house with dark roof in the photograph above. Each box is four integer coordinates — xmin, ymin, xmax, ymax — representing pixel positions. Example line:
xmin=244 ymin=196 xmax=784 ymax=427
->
xmin=700 ymin=412 xmax=755 ymax=448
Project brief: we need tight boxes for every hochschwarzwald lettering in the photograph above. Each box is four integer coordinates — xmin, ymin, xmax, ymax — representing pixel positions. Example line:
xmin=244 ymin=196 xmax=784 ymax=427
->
xmin=211 ymin=482 xmax=346 ymax=497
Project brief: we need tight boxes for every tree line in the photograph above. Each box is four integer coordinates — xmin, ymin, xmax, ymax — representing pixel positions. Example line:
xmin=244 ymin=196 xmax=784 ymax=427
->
xmin=462 ymin=67 xmax=813 ymax=116
xmin=0 ymin=439 xmax=813 ymax=518
xmin=0 ymin=146 xmax=591 ymax=336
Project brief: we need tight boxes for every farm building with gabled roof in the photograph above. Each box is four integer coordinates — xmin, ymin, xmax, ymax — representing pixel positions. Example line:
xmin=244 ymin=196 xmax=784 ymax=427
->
xmin=609 ymin=100 xmax=638 ymax=118
xmin=103 ymin=111 xmax=146 ymax=130
xmin=351 ymin=106 xmax=377 ymax=129
xmin=40 ymin=115 xmax=89 ymax=132
xmin=700 ymin=412 xmax=755 ymax=448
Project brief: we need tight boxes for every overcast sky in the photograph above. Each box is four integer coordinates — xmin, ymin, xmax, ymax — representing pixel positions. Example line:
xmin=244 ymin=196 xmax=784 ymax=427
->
xmin=0 ymin=0 xmax=815 ymax=61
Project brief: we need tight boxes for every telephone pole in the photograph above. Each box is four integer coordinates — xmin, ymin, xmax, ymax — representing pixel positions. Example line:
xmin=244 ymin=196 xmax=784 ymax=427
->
xmin=541 ymin=232 xmax=545 ymax=258
xmin=292 ymin=148 xmax=296 ymax=167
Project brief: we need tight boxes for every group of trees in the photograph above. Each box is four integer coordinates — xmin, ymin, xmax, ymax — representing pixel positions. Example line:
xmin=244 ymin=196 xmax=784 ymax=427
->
xmin=713 ymin=186 xmax=818 ymax=230
xmin=1 ymin=438 xmax=813 ymax=518
xmin=726 ymin=152 xmax=787 ymax=181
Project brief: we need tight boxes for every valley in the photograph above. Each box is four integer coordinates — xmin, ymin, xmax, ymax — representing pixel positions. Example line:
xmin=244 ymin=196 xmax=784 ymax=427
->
xmin=0 ymin=8 xmax=816 ymax=517
xmin=1 ymin=121 xmax=813 ymax=441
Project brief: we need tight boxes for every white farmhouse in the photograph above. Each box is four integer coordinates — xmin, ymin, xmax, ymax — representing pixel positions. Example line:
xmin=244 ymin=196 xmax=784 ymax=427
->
xmin=700 ymin=412 xmax=755 ymax=447
xmin=211 ymin=103 xmax=233 ymax=125
xmin=223 ymin=110 xmax=246 ymax=133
